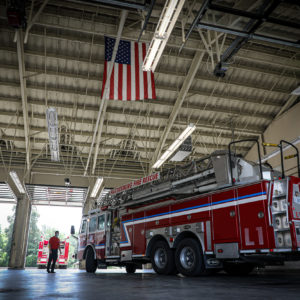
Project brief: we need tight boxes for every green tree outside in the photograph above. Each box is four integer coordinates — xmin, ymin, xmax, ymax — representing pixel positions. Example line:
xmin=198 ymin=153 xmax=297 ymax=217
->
xmin=0 ymin=206 xmax=78 ymax=268
xmin=25 ymin=207 xmax=42 ymax=267
xmin=0 ymin=225 xmax=9 ymax=266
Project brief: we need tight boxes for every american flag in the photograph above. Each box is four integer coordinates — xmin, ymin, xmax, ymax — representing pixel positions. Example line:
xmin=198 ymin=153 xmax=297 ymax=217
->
xmin=101 ymin=36 xmax=156 ymax=101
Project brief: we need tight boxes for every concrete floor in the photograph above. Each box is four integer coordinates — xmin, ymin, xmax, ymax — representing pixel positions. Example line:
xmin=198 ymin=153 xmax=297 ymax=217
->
xmin=1 ymin=268 xmax=300 ymax=300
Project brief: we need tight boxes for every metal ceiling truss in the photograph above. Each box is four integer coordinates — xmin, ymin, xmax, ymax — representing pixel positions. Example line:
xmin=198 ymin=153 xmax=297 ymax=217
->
xmin=0 ymin=0 xmax=299 ymax=182
xmin=0 ymin=59 xmax=290 ymax=109
xmin=65 ymin=0 xmax=149 ymax=11
xmin=0 ymin=121 xmax=257 ymax=144
xmin=0 ymin=106 xmax=265 ymax=134
xmin=0 ymin=92 xmax=275 ymax=120
xmin=1 ymin=16 xmax=299 ymax=73
xmin=181 ymin=0 xmax=300 ymax=76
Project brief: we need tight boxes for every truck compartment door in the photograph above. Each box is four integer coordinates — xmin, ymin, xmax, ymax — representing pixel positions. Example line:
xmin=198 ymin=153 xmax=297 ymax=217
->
xmin=212 ymin=189 xmax=239 ymax=243
xmin=237 ymin=183 xmax=269 ymax=250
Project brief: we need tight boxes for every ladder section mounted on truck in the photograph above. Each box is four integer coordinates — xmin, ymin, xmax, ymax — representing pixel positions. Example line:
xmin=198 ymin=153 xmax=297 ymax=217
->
xmin=98 ymin=139 xmax=276 ymax=210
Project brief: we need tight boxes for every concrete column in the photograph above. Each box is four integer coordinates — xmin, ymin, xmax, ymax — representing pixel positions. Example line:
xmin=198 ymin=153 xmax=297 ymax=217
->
xmin=8 ymin=195 xmax=32 ymax=269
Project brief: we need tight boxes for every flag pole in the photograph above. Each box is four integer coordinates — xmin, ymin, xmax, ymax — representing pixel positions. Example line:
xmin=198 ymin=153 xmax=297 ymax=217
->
xmin=84 ymin=10 xmax=128 ymax=177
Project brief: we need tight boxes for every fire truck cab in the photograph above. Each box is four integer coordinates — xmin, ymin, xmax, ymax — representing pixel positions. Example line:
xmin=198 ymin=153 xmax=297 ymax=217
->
xmin=77 ymin=139 xmax=300 ymax=276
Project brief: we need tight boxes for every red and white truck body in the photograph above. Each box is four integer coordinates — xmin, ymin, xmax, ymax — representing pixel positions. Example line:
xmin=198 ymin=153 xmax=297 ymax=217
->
xmin=77 ymin=139 xmax=300 ymax=276
xmin=37 ymin=238 xmax=70 ymax=269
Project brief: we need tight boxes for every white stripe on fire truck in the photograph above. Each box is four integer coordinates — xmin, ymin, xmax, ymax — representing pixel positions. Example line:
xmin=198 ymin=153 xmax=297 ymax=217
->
xmin=95 ymin=245 xmax=105 ymax=250
xmin=120 ymin=192 xmax=267 ymax=247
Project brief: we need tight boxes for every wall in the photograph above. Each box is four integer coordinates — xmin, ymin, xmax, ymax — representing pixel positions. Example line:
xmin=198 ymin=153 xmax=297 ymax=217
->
xmin=246 ymin=101 xmax=300 ymax=176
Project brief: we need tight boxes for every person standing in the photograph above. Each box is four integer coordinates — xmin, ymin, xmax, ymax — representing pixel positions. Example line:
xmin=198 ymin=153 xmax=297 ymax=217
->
xmin=47 ymin=231 xmax=61 ymax=273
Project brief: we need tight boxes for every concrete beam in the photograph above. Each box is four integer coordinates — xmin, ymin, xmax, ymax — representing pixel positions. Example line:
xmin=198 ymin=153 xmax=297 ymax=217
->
xmin=0 ymin=106 xmax=265 ymax=133
xmin=0 ymin=133 xmax=250 ymax=153
xmin=0 ymin=115 xmax=259 ymax=142
xmin=0 ymin=61 xmax=285 ymax=112
xmin=0 ymin=68 xmax=284 ymax=108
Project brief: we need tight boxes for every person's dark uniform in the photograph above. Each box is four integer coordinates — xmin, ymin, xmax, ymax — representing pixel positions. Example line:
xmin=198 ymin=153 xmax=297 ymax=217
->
xmin=47 ymin=231 xmax=61 ymax=273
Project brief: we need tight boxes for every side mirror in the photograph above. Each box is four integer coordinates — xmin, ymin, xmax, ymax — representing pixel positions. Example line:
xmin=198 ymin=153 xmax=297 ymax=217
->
xmin=71 ymin=225 xmax=75 ymax=235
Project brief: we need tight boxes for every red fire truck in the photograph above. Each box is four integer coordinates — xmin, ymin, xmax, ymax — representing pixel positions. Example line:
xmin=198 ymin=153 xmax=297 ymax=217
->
xmin=76 ymin=139 xmax=300 ymax=276
xmin=37 ymin=237 xmax=70 ymax=269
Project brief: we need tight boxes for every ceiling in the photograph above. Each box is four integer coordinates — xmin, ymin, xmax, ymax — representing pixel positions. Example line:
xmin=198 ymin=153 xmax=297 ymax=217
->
xmin=0 ymin=0 xmax=299 ymax=194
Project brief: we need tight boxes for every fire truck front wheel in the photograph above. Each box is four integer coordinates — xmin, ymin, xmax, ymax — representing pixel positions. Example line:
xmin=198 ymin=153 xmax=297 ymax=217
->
xmin=175 ymin=238 xmax=205 ymax=277
xmin=85 ymin=247 xmax=97 ymax=273
xmin=150 ymin=240 xmax=176 ymax=275
xmin=125 ymin=264 xmax=137 ymax=274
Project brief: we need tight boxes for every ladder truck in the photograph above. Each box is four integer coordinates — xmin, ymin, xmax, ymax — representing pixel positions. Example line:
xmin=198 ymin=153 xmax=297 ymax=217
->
xmin=76 ymin=139 xmax=300 ymax=276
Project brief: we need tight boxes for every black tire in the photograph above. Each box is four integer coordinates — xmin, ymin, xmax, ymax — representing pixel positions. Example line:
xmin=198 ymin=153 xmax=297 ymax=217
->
xmin=150 ymin=240 xmax=176 ymax=275
xmin=85 ymin=247 xmax=97 ymax=273
xmin=125 ymin=264 xmax=137 ymax=274
xmin=175 ymin=238 xmax=205 ymax=277
xmin=223 ymin=262 xmax=255 ymax=276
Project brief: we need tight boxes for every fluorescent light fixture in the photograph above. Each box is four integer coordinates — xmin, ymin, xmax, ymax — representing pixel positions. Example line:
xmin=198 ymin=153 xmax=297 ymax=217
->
xmin=9 ymin=171 xmax=25 ymax=194
xmin=91 ymin=177 xmax=103 ymax=198
xmin=46 ymin=107 xmax=60 ymax=162
xmin=142 ymin=0 xmax=185 ymax=72
xmin=153 ymin=124 xmax=196 ymax=169
xmin=291 ymin=86 xmax=300 ymax=95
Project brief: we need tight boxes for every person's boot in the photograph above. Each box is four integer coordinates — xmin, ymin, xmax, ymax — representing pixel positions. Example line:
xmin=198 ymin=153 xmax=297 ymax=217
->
xmin=47 ymin=269 xmax=50 ymax=273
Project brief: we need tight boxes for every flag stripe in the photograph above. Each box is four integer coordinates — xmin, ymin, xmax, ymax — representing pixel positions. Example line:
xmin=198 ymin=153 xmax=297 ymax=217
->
xmin=109 ymin=63 xmax=114 ymax=100
xmin=131 ymin=41 xmax=136 ymax=101
xmin=118 ymin=64 xmax=123 ymax=100
xmin=122 ymin=64 xmax=127 ymax=101
xmin=135 ymin=42 xmax=140 ymax=100
xmin=114 ymin=63 xmax=118 ymax=100
xmin=142 ymin=43 xmax=148 ymax=100
xmin=127 ymin=65 xmax=131 ymax=101
xmin=145 ymin=42 xmax=152 ymax=99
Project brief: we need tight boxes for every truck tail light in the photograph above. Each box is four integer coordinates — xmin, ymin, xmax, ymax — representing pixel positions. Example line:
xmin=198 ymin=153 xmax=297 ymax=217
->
xmin=217 ymin=249 xmax=223 ymax=253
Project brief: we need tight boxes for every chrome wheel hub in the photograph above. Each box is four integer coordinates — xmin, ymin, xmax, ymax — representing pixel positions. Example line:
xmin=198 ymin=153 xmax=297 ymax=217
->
xmin=154 ymin=248 xmax=167 ymax=269
xmin=180 ymin=246 xmax=196 ymax=270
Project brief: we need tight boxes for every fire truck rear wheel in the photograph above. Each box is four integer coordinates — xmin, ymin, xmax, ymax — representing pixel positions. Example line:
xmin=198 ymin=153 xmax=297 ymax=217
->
xmin=85 ymin=247 xmax=97 ymax=273
xmin=223 ymin=262 xmax=255 ymax=276
xmin=175 ymin=238 xmax=205 ymax=277
xmin=150 ymin=240 xmax=176 ymax=275
xmin=125 ymin=264 xmax=137 ymax=274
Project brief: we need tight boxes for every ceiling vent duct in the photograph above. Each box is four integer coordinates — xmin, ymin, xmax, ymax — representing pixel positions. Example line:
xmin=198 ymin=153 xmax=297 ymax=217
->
xmin=46 ymin=107 xmax=60 ymax=162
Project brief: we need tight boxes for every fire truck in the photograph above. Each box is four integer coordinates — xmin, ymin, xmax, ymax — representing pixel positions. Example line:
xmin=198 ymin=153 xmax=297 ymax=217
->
xmin=37 ymin=237 xmax=70 ymax=269
xmin=77 ymin=139 xmax=300 ymax=276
